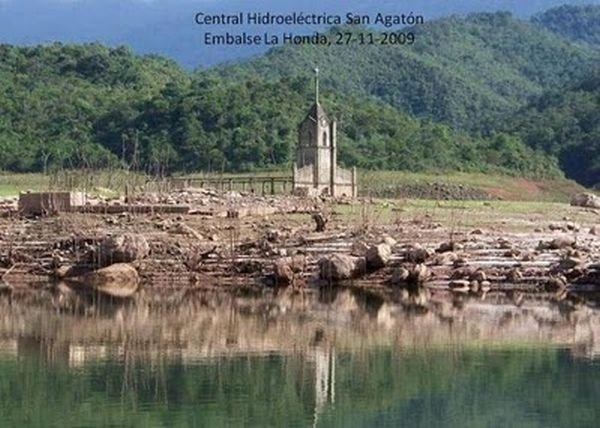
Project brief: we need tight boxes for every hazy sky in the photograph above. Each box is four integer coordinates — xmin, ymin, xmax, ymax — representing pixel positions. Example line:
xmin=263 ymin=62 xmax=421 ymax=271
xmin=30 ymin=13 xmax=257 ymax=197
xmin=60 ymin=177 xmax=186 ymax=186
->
xmin=1 ymin=0 xmax=598 ymax=68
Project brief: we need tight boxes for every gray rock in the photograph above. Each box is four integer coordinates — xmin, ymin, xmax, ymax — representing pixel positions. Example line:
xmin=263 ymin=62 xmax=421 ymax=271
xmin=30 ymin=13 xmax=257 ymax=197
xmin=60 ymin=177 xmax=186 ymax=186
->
xmin=405 ymin=246 xmax=432 ymax=263
xmin=436 ymin=241 xmax=462 ymax=253
xmin=350 ymin=240 xmax=369 ymax=257
xmin=273 ymin=255 xmax=306 ymax=284
xmin=99 ymin=234 xmax=150 ymax=266
xmin=571 ymin=193 xmax=600 ymax=208
xmin=382 ymin=236 xmax=397 ymax=246
xmin=391 ymin=267 xmax=410 ymax=285
xmin=409 ymin=264 xmax=430 ymax=285
xmin=366 ymin=243 xmax=392 ymax=270
xmin=319 ymin=254 xmax=366 ymax=280
xmin=68 ymin=263 xmax=139 ymax=298
xmin=549 ymin=236 xmax=576 ymax=250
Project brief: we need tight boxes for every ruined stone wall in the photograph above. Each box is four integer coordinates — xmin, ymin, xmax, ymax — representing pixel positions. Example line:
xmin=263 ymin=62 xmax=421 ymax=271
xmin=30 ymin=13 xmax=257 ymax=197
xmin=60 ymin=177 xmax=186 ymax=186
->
xmin=334 ymin=167 xmax=357 ymax=197
xmin=316 ymin=146 xmax=331 ymax=186
xmin=297 ymin=120 xmax=317 ymax=168
xmin=334 ymin=184 xmax=355 ymax=197
xmin=294 ymin=165 xmax=314 ymax=187
xmin=18 ymin=192 xmax=72 ymax=216
xmin=336 ymin=168 xmax=352 ymax=184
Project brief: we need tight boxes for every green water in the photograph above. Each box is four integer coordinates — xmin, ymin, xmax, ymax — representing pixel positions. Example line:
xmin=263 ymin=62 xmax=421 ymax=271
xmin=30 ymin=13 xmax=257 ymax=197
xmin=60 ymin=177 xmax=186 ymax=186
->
xmin=0 ymin=294 xmax=599 ymax=427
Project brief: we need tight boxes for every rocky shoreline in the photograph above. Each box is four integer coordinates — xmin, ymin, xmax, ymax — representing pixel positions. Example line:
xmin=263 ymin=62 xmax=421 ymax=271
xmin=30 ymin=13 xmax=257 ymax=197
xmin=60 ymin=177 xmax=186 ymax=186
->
xmin=1 ymin=188 xmax=600 ymax=313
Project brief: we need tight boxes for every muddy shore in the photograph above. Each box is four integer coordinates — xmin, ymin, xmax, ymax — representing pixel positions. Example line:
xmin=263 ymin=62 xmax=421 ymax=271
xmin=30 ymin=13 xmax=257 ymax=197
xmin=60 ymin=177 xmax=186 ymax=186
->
xmin=1 ymin=187 xmax=600 ymax=312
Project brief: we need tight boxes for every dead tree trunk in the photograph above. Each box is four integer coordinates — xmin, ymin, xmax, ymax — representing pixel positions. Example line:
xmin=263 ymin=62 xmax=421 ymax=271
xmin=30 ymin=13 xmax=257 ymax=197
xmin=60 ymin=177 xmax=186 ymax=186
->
xmin=312 ymin=212 xmax=328 ymax=232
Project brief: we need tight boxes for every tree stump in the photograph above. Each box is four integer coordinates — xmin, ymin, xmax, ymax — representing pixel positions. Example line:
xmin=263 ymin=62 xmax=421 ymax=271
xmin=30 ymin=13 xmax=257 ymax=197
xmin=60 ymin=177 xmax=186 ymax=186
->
xmin=312 ymin=211 xmax=328 ymax=232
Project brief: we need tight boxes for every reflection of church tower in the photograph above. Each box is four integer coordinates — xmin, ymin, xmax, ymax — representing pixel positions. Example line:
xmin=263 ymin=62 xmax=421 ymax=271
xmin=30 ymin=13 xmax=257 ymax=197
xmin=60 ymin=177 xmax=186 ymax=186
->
xmin=293 ymin=68 xmax=357 ymax=198
xmin=312 ymin=345 xmax=336 ymax=428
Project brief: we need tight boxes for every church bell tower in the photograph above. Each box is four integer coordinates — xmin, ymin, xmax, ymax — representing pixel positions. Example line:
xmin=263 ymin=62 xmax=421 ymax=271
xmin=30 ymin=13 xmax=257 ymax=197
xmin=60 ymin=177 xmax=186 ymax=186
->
xmin=296 ymin=68 xmax=337 ymax=195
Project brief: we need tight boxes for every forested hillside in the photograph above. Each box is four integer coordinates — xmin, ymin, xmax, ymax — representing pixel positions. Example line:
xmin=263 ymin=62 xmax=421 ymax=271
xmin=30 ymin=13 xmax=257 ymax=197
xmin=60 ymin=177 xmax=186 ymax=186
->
xmin=533 ymin=4 xmax=600 ymax=46
xmin=0 ymin=43 xmax=559 ymax=178
xmin=3 ymin=8 xmax=600 ymax=184
xmin=0 ymin=43 xmax=187 ymax=171
xmin=511 ymin=70 xmax=600 ymax=186
xmin=212 ymin=12 xmax=599 ymax=131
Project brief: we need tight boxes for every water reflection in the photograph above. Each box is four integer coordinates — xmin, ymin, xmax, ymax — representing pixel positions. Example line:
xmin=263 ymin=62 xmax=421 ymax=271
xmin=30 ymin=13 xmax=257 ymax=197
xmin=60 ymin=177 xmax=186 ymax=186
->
xmin=1 ymin=290 xmax=600 ymax=427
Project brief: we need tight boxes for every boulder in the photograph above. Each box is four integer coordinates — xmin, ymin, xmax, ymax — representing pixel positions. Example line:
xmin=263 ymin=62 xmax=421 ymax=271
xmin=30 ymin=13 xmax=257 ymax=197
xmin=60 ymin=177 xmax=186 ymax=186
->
xmin=68 ymin=263 xmax=139 ymax=298
xmin=538 ymin=236 xmax=576 ymax=250
xmin=469 ymin=270 xmax=487 ymax=282
xmin=506 ymin=269 xmax=523 ymax=282
xmin=273 ymin=255 xmax=306 ymax=284
xmin=545 ymin=275 xmax=567 ymax=293
xmin=391 ymin=267 xmax=410 ymax=285
xmin=99 ymin=234 xmax=150 ymax=266
xmin=405 ymin=246 xmax=432 ymax=263
xmin=571 ymin=192 xmax=600 ymax=209
xmin=350 ymin=240 xmax=369 ymax=257
xmin=382 ymin=236 xmax=397 ymax=247
xmin=366 ymin=243 xmax=392 ymax=270
xmin=436 ymin=241 xmax=462 ymax=253
xmin=319 ymin=254 xmax=366 ymax=281
xmin=171 ymin=223 xmax=204 ymax=240
xmin=409 ymin=264 xmax=430 ymax=285
xmin=391 ymin=264 xmax=430 ymax=290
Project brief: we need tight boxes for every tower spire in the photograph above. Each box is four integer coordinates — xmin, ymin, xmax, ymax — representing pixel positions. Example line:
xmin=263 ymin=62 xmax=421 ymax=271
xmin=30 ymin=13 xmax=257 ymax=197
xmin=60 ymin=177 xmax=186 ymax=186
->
xmin=314 ymin=67 xmax=319 ymax=104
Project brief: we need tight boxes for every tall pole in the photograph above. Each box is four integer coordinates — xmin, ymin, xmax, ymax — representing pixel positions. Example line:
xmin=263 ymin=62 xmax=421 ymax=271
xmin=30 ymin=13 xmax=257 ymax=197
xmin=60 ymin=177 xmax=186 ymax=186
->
xmin=314 ymin=67 xmax=319 ymax=104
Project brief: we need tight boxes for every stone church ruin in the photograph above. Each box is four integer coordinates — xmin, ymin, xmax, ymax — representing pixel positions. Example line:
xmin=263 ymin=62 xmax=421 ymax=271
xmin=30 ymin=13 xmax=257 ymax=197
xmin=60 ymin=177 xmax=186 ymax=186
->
xmin=293 ymin=68 xmax=357 ymax=197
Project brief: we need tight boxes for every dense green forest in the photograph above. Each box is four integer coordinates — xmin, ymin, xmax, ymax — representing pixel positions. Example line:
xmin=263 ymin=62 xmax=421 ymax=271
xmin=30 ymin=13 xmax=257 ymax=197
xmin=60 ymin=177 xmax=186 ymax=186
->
xmin=510 ymin=70 xmax=600 ymax=186
xmin=534 ymin=4 xmax=600 ymax=46
xmin=212 ymin=12 xmax=599 ymax=132
xmin=0 ymin=43 xmax=187 ymax=172
xmin=0 ymin=39 xmax=559 ymax=178
xmin=1 ymin=8 xmax=600 ymax=184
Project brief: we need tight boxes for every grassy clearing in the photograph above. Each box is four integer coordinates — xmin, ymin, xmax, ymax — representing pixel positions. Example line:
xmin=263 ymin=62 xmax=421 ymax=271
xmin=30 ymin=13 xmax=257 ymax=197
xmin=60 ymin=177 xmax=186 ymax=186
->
xmin=331 ymin=198 xmax=597 ymax=232
xmin=0 ymin=173 xmax=47 ymax=196
xmin=182 ymin=169 xmax=585 ymax=202
xmin=358 ymin=170 xmax=585 ymax=202
xmin=0 ymin=169 xmax=588 ymax=202
xmin=0 ymin=170 xmax=151 ymax=197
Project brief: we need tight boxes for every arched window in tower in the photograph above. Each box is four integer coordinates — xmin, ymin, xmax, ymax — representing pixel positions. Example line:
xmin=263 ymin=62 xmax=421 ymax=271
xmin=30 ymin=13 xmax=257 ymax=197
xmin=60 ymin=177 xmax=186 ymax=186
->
xmin=307 ymin=130 xmax=313 ymax=146
xmin=323 ymin=132 xmax=328 ymax=147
